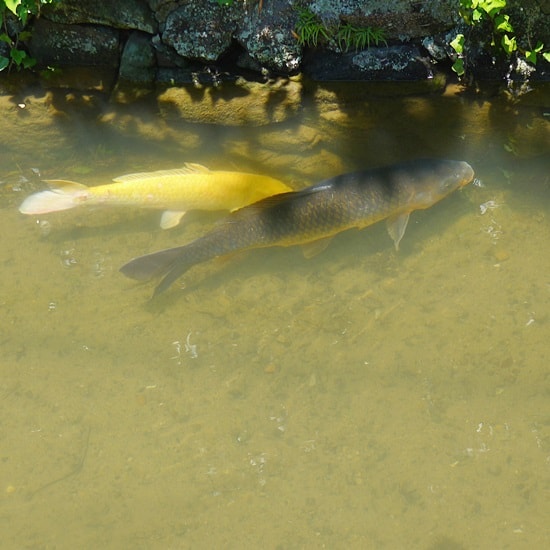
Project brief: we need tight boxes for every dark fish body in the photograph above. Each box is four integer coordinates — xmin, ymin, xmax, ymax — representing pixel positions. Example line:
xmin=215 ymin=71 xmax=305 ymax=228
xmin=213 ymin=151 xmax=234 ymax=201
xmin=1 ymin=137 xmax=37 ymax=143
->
xmin=120 ymin=159 xmax=474 ymax=295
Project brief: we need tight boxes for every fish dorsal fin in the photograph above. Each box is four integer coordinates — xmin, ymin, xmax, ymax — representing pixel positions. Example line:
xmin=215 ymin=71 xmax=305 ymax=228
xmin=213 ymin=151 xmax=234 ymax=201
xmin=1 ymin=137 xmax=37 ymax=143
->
xmin=160 ymin=210 xmax=186 ymax=229
xmin=113 ymin=164 xmax=211 ymax=183
xmin=233 ymin=184 xmax=327 ymax=215
xmin=302 ymin=237 xmax=333 ymax=258
xmin=43 ymin=179 xmax=88 ymax=192
xmin=386 ymin=212 xmax=411 ymax=251
xmin=183 ymin=162 xmax=210 ymax=173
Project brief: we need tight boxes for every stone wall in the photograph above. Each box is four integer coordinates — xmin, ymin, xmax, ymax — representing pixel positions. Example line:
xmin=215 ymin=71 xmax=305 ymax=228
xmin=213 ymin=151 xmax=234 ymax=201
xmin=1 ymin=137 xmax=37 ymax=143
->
xmin=17 ymin=0 xmax=549 ymax=90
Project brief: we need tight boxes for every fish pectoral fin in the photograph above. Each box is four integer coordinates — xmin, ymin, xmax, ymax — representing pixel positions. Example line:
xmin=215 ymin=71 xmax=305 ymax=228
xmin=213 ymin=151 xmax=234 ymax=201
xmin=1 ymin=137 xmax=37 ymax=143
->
xmin=301 ymin=237 xmax=333 ymax=259
xmin=160 ymin=210 xmax=186 ymax=229
xmin=386 ymin=212 xmax=411 ymax=251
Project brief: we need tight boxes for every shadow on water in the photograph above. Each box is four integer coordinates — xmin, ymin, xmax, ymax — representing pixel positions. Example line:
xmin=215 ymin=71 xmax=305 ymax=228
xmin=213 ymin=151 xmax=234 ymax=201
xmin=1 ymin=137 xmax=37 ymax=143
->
xmin=301 ymin=79 xmax=468 ymax=161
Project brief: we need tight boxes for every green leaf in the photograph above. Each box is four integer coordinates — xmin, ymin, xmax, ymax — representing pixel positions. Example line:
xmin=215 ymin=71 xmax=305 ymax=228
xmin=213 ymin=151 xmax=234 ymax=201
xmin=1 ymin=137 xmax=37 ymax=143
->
xmin=22 ymin=55 xmax=36 ymax=68
xmin=524 ymin=42 xmax=543 ymax=64
xmin=450 ymin=34 xmax=465 ymax=54
xmin=5 ymin=0 xmax=22 ymax=16
xmin=0 ymin=56 xmax=9 ymax=72
xmin=18 ymin=31 xmax=33 ymax=41
xmin=525 ymin=50 xmax=537 ymax=64
xmin=10 ymin=47 xmax=26 ymax=65
xmin=0 ymin=33 xmax=13 ymax=46
xmin=452 ymin=58 xmax=465 ymax=76
xmin=501 ymin=34 xmax=516 ymax=55
xmin=494 ymin=14 xmax=513 ymax=33
xmin=472 ymin=8 xmax=483 ymax=22
xmin=355 ymin=29 xmax=367 ymax=51
xmin=481 ymin=0 xmax=507 ymax=18
xmin=543 ymin=52 xmax=550 ymax=63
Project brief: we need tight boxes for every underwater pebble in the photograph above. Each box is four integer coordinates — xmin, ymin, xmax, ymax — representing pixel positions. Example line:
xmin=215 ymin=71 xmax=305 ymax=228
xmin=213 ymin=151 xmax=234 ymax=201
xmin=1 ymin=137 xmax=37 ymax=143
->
xmin=264 ymin=364 xmax=278 ymax=374
xmin=494 ymin=250 xmax=510 ymax=262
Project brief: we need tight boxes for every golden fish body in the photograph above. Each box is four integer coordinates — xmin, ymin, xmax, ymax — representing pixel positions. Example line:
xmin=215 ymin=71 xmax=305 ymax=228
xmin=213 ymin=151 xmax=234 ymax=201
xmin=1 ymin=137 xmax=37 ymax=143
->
xmin=19 ymin=163 xmax=292 ymax=229
xmin=120 ymin=159 xmax=475 ymax=295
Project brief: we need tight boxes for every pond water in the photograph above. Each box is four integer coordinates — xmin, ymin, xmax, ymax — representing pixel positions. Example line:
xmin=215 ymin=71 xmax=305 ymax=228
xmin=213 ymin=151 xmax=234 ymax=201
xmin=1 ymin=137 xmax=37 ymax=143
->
xmin=1 ymin=76 xmax=549 ymax=548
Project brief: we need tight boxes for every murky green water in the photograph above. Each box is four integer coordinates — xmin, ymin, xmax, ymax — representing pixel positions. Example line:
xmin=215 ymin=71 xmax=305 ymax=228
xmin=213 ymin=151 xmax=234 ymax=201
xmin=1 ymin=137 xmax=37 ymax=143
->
xmin=1 ymin=78 xmax=549 ymax=549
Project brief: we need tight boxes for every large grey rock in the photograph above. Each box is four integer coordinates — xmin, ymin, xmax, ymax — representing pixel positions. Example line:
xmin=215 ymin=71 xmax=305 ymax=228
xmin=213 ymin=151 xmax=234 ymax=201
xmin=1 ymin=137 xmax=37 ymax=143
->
xmin=304 ymin=45 xmax=434 ymax=81
xmin=308 ymin=0 xmax=459 ymax=39
xmin=147 ymin=0 xmax=179 ymax=24
xmin=235 ymin=0 xmax=301 ymax=73
xmin=118 ymin=31 xmax=156 ymax=83
xmin=29 ymin=19 xmax=120 ymax=67
xmin=162 ymin=4 xmax=238 ymax=62
xmin=42 ymin=0 xmax=157 ymax=33
xmin=161 ymin=0 xmax=300 ymax=74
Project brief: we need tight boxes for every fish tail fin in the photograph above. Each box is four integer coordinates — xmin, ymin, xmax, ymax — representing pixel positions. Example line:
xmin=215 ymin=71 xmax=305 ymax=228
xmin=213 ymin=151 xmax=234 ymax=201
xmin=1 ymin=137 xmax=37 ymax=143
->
xmin=120 ymin=244 xmax=197 ymax=296
xmin=19 ymin=180 xmax=88 ymax=215
xmin=153 ymin=258 xmax=194 ymax=296
xmin=120 ymin=241 xmax=213 ymax=296
xmin=121 ymin=230 xmax=229 ymax=296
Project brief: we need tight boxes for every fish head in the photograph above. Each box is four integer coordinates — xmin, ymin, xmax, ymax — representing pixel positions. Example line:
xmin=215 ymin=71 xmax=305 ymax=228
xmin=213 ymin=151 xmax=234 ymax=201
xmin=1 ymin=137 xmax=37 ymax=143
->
xmin=410 ymin=160 xmax=475 ymax=208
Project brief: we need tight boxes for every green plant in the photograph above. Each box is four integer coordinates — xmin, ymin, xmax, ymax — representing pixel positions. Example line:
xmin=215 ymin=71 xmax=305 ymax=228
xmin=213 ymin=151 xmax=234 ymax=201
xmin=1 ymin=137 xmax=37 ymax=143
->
xmin=0 ymin=0 xmax=60 ymax=72
xmin=295 ymin=8 xmax=386 ymax=51
xmin=459 ymin=0 xmax=516 ymax=55
xmin=336 ymin=23 xmax=387 ymax=52
xmin=449 ymin=33 xmax=465 ymax=76
xmin=451 ymin=0 xmax=550 ymax=77
xmin=295 ymin=8 xmax=330 ymax=47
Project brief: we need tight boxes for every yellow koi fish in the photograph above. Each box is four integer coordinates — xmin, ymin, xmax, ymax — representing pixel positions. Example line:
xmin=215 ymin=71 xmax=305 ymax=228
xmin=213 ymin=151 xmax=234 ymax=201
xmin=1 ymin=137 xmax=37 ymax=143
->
xmin=18 ymin=163 xmax=293 ymax=229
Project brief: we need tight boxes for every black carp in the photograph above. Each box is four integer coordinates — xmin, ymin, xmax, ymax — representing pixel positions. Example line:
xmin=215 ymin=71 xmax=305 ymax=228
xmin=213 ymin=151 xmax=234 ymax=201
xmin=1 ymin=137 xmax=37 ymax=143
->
xmin=120 ymin=159 xmax=474 ymax=295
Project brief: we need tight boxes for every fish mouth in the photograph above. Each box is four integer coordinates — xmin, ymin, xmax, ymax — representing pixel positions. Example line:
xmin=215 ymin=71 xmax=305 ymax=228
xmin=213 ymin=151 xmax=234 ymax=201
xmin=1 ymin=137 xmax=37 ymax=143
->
xmin=460 ymin=163 xmax=475 ymax=187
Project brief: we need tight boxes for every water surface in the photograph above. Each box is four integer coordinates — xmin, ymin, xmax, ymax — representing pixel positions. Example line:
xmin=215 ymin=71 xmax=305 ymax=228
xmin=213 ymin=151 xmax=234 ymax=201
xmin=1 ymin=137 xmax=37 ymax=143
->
xmin=1 ymin=79 xmax=549 ymax=548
